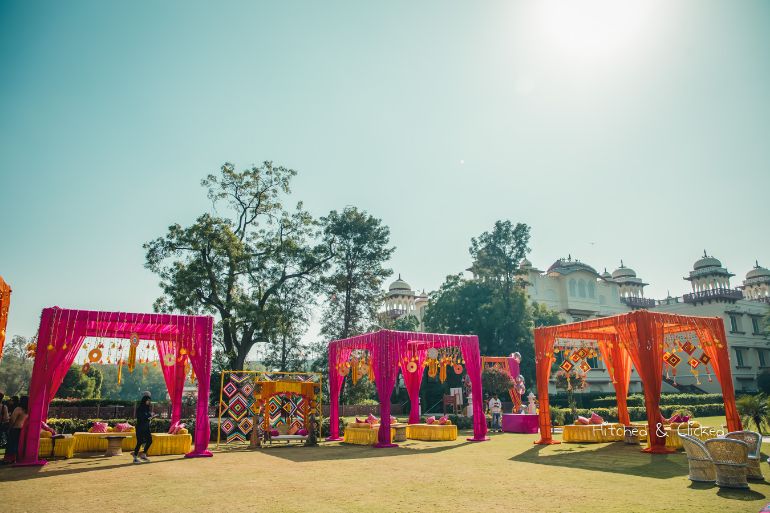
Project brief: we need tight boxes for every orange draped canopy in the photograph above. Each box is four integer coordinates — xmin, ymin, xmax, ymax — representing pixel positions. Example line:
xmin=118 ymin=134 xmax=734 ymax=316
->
xmin=534 ymin=310 xmax=741 ymax=454
xmin=0 ymin=276 xmax=10 ymax=359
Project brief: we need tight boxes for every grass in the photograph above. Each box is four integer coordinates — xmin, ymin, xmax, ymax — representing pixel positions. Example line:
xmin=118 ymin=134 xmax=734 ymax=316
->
xmin=2 ymin=416 xmax=769 ymax=513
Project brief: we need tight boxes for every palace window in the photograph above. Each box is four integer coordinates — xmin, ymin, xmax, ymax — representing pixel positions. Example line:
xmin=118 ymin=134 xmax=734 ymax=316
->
xmin=759 ymin=349 xmax=766 ymax=368
xmin=735 ymin=348 xmax=745 ymax=367
xmin=729 ymin=315 xmax=739 ymax=333
xmin=752 ymin=317 xmax=761 ymax=335
xmin=587 ymin=281 xmax=595 ymax=299
xmin=569 ymin=279 xmax=576 ymax=297
xmin=578 ymin=279 xmax=587 ymax=298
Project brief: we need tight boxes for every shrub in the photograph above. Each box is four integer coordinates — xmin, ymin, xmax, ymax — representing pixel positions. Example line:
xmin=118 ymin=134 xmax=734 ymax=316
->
xmin=45 ymin=417 xmax=195 ymax=434
xmin=549 ymin=403 xmax=725 ymax=424
xmin=592 ymin=393 xmax=726 ymax=408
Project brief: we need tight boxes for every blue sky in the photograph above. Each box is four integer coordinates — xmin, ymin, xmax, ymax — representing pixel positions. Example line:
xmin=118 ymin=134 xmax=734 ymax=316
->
xmin=1 ymin=0 xmax=769 ymax=342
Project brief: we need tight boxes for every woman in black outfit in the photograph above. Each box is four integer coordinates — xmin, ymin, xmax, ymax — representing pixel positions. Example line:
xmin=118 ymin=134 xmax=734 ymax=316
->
xmin=133 ymin=395 xmax=155 ymax=463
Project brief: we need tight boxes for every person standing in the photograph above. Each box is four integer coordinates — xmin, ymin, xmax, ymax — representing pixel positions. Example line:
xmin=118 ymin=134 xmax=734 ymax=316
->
xmin=132 ymin=393 xmax=155 ymax=463
xmin=2 ymin=396 xmax=28 ymax=464
xmin=0 ymin=392 xmax=9 ymax=448
xmin=488 ymin=394 xmax=502 ymax=432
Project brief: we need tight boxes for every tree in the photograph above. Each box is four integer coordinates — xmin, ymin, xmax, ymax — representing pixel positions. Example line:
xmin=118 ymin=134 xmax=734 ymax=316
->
xmin=262 ymin=280 xmax=312 ymax=372
xmin=145 ymin=162 xmax=333 ymax=369
xmin=482 ymin=366 xmax=514 ymax=396
xmin=391 ymin=315 xmax=419 ymax=332
xmin=319 ymin=207 xmax=394 ymax=341
xmin=468 ymin=220 xmax=530 ymax=288
xmin=317 ymin=207 xmax=394 ymax=404
xmin=0 ymin=335 xmax=33 ymax=395
xmin=423 ymin=274 xmax=534 ymax=382
xmin=554 ymin=369 xmax=588 ymax=417
xmin=57 ymin=365 xmax=103 ymax=399
xmin=736 ymin=394 xmax=768 ymax=433
xmin=531 ymin=302 xmax=563 ymax=327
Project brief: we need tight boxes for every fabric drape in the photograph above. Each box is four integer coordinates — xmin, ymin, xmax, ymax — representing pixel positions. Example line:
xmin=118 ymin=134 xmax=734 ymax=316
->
xmin=597 ymin=336 xmax=632 ymax=426
xmin=506 ymin=356 xmax=522 ymax=411
xmin=373 ymin=332 xmax=400 ymax=447
xmin=156 ymin=340 xmax=186 ymax=424
xmin=534 ymin=327 xmax=558 ymax=444
xmin=460 ymin=336 xmax=488 ymax=441
xmin=326 ymin=344 xmax=353 ymax=441
xmin=399 ymin=348 xmax=426 ymax=424
xmin=184 ymin=317 xmax=213 ymax=457
xmin=693 ymin=318 xmax=741 ymax=432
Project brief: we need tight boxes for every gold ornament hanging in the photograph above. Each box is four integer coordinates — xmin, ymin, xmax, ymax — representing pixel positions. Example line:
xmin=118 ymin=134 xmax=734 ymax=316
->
xmin=88 ymin=348 xmax=102 ymax=363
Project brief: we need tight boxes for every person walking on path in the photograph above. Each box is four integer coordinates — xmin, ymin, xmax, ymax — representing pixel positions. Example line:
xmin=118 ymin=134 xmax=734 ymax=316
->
xmin=132 ymin=393 xmax=156 ymax=464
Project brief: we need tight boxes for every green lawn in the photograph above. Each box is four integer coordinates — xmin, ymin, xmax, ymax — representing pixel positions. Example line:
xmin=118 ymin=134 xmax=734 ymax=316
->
xmin=2 ymin=420 xmax=769 ymax=513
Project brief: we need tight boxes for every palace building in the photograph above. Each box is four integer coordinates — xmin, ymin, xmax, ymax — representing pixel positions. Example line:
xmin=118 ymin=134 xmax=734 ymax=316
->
xmin=385 ymin=252 xmax=770 ymax=394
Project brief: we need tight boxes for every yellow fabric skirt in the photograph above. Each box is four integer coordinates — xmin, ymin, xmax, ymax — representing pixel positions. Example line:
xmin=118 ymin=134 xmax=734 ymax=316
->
xmin=147 ymin=434 xmax=192 ymax=456
xmin=72 ymin=432 xmax=191 ymax=455
xmin=406 ymin=424 xmax=458 ymax=441
xmin=343 ymin=426 xmax=394 ymax=445
xmin=562 ymin=423 xmax=625 ymax=443
xmin=74 ymin=432 xmax=137 ymax=452
xmin=38 ymin=436 xmax=76 ymax=458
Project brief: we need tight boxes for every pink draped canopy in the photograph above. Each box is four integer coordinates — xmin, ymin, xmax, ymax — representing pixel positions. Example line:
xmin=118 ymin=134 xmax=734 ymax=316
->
xmin=327 ymin=330 xmax=488 ymax=446
xmin=17 ymin=307 xmax=214 ymax=465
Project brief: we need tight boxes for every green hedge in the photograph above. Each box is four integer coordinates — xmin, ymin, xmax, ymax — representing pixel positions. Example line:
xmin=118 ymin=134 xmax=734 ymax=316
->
xmin=46 ymin=417 xmax=195 ymax=434
xmin=550 ymin=403 xmax=726 ymax=425
xmin=50 ymin=399 xmax=143 ymax=407
xmin=591 ymin=393 xmax=726 ymax=408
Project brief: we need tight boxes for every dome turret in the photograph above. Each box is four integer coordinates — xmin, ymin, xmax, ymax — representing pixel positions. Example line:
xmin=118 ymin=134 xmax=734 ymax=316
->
xmin=388 ymin=274 xmax=414 ymax=295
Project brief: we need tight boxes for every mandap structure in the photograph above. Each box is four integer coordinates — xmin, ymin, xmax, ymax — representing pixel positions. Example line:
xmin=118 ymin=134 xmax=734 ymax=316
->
xmin=534 ymin=310 xmax=741 ymax=453
xmin=481 ymin=353 xmax=525 ymax=412
xmin=18 ymin=307 xmax=214 ymax=465
xmin=327 ymin=329 xmax=488 ymax=446
xmin=0 ymin=275 xmax=10 ymax=358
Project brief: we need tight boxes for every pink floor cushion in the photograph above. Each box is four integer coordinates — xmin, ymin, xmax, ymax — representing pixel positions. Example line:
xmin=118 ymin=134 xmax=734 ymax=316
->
xmin=270 ymin=429 xmax=279 ymax=437
xmin=426 ymin=416 xmax=436 ymax=425
xmin=89 ymin=422 xmax=109 ymax=433
xmin=438 ymin=416 xmax=449 ymax=425
xmin=114 ymin=422 xmax=134 ymax=433
xmin=589 ymin=413 xmax=604 ymax=424
xmin=297 ymin=429 xmax=308 ymax=436
xmin=576 ymin=416 xmax=590 ymax=425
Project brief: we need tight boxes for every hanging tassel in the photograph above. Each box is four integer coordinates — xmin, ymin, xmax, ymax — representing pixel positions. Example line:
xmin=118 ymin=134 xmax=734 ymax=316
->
xmin=351 ymin=357 xmax=359 ymax=385
xmin=439 ymin=361 xmax=447 ymax=383
xmin=117 ymin=359 xmax=123 ymax=385
xmin=128 ymin=338 xmax=138 ymax=373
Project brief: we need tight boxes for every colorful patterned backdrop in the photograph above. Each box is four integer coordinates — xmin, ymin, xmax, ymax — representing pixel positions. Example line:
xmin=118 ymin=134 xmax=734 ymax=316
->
xmin=267 ymin=393 xmax=307 ymax=431
xmin=220 ymin=372 xmax=256 ymax=443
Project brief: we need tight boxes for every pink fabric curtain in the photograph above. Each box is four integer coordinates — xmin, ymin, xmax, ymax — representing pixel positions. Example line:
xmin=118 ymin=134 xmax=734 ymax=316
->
xmin=156 ymin=340 xmax=186 ymax=424
xmin=399 ymin=348 xmax=426 ymax=424
xmin=506 ymin=356 xmax=522 ymax=411
xmin=184 ymin=316 xmax=213 ymax=457
xmin=326 ymin=344 xmax=353 ymax=441
xmin=373 ymin=331 xmax=400 ymax=447
xmin=20 ymin=309 xmax=85 ymax=464
xmin=460 ymin=335 xmax=488 ymax=441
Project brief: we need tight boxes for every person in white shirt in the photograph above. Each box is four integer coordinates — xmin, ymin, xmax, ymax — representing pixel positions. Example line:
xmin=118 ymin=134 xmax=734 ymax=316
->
xmin=488 ymin=394 xmax=502 ymax=431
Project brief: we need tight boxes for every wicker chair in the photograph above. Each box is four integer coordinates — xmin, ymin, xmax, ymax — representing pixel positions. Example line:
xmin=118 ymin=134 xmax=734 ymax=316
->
xmin=679 ymin=434 xmax=716 ymax=482
xmin=726 ymin=431 xmax=763 ymax=480
xmin=704 ymin=438 xmax=750 ymax=489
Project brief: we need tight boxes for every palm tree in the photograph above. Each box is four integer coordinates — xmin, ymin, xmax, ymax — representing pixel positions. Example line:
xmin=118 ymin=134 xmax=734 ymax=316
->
xmin=736 ymin=394 xmax=768 ymax=433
